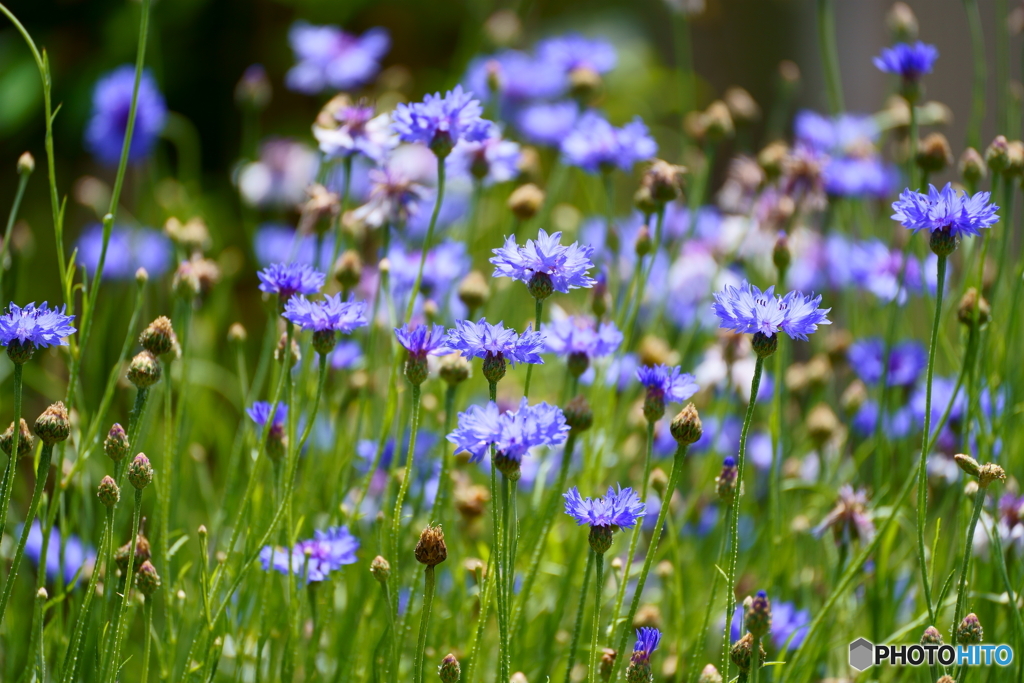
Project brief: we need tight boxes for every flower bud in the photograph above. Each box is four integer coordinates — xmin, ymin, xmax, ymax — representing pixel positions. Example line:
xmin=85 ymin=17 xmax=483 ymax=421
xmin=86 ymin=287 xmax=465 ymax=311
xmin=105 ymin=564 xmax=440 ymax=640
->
xmin=0 ymin=419 xmax=32 ymax=458
xmin=415 ymin=525 xmax=447 ymax=567
xmin=649 ymin=468 xmax=668 ymax=499
xmin=334 ymin=250 xmax=363 ymax=292
xmin=370 ymin=555 xmax=391 ymax=583
xmin=97 ymin=475 xmax=120 ymax=508
xmin=957 ymin=613 xmax=983 ymax=645
xmin=887 ymin=2 xmax=918 ymax=41
xmin=633 ymin=185 xmax=658 ymax=216
xmin=643 ymin=159 xmax=686 ymax=203
xmin=744 ymin=591 xmax=772 ymax=638
xmin=807 ymin=404 xmax=840 ymax=446
xmin=439 ymin=353 xmax=471 ymax=386
xmin=986 ymin=135 xmax=1010 ymax=173
xmin=599 ymin=649 xmax=617 ymax=682
xmin=493 ymin=453 xmax=521 ymax=481
xmin=235 ymin=64 xmax=271 ymax=110
xmin=35 ymin=401 xmax=71 ymax=445
xmin=954 ymin=453 xmax=981 ymax=478
xmin=957 ymin=287 xmax=991 ymax=328
xmin=563 ymin=395 xmax=593 ymax=434
xmin=703 ymin=100 xmax=735 ymax=141
xmin=841 ymin=380 xmax=868 ymax=413
xmin=136 ymin=560 xmax=162 ymax=596
xmin=127 ymin=351 xmax=162 ymax=389
xmin=758 ymin=141 xmax=788 ymax=180
xmin=670 ymin=403 xmax=702 ymax=445
xmin=115 ymin=533 xmax=151 ymax=573
xmin=921 ymin=625 xmax=944 ymax=646
xmin=697 ymin=664 xmax=723 ymax=683
xmin=104 ymin=423 xmax=130 ymax=462
xmin=729 ymin=633 xmax=766 ymax=674
xmin=751 ymin=331 xmax=778 ymax=359
xmin=916 ymin=133 xmax=953 ymax=174
xmin=275 ymin=332 xmax=301 ymax=366
xmin=458 ymin=271 xmax=490 ymax=313
xmin=228 ymin=323 xmax=247 ymax=343
xmin=508 ymin=183 xmax=545 ymax=221
xmin=634 ymin=226 xmax=652 ymax=258
xmin=773 ymin=232 xmax=791 ymax=275
xmin=438 ymin=653 xmax=461 ymax=683
xmin=139 ymin=316 xmax=177 ymax=357
xmin=959 ymin=147 xmax=987 ymax=184
xmin=17 ymin=152 xmax=35 ymax=176
xmin=935 ymin=676 xmax=955 ymax=683
xmin=724 ymin=87 xmax=761 ymax=125
xmin=128 ymin=453 xmax=154 ymax=490
xmin=136 ymin=267 xmax=149 ymax=285
xmin=569 ymin=65 xmax=602 ymax=101
xmin=716 ymin=456 xmax=738 ymax=503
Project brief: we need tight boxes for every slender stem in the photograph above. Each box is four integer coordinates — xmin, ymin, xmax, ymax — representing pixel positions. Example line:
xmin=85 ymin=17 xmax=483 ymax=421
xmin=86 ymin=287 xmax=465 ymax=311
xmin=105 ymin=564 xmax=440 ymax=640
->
xmin=723 ymin=355 xmax=765 ymax=681
xmin=962 ymin=0 xmax=987 ymax=150
xmin=565 ymin=550 xmax=595 ymax=683
xmin=500 ymin=473 xmax=513 ymax=681
xmin=0 ymin=442 xmax=52 ymax=625
xmin=816 ymin=0 xmax=845 ymax=114
xmin=429 ymin=384 xmax=458 ymax=526
xmin=464 ymin=553 xmax=495 ymax=683
xmin=952 ymin=485 xmax=986 ymax=644
xmin=107 ymin=488 xmax=144 ymax=683
xmin=0 ymin=170 xmax=30 ymax=302
xmin=589 ymin=552 xmax=605 ymax=683
xmin=413 ymin=566 xmax=436 ymax=683
xmin=624 ymin=205 xmax=666 ymax=350
xmin=916 ymin=254 xmax=947 ymax=628
xmin=750 ymin=636 xmax=762 ymax=683
xmin=390 ymin=380 xmax=421 ymax=582
xmin=141 ymin=598 xmax=154 ymax=683
xmin=523 ymin=298 xmax=543 ymax=398
xmin=379 ymin=580 xmax=399 ymax=683
xmin=59 ymin=514 xmax=110 ymax=683
xmin=0 ymin=362 xmax=25 ymax=545
xmin=688 ymin=506 xmax=731 ymax=683
xmin=405 ymin=157 xmax=446 ymax=323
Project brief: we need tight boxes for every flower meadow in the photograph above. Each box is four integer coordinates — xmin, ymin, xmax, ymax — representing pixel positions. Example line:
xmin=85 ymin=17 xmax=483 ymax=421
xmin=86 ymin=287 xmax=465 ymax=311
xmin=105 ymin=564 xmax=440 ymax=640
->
xmin=1 ymin=1 xmax=1024 ymax=682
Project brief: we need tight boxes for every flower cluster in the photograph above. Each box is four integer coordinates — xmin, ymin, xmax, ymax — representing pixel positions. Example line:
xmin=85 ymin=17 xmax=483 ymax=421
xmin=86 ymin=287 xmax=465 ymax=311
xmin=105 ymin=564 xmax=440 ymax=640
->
xmin=447 ymin=398 xmax=568 ymax=465
xmin=712 ymin=281 xmax=831 ymax=342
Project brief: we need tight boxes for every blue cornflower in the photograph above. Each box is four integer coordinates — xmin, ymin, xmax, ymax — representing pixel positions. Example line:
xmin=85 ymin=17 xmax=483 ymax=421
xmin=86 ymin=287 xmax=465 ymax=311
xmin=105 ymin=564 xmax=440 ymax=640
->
xmin=286 ymin=22 xmax=390 ymax=94
xmin=516 ymin=101 xmax=579 ymax=146
xmin=76 ymin=224 xmax=173 ymax=281
xmin=712 ymin=281 xmax=831 ymax=343
xmin=446 ymin=319 xmax=544 ymax=383
xmin=392 ymin=85 xmax=492 ymax=156
xmin=490 ymin=229 xmax=596 ymax=298
xmin=536 ymin=33 xmax=617 ymax=77
xmin=260 ymin=525 xmax=359 ymax=583
xmin=283 ymin=294 xmax=368 ymax=334
xmin=247 ymin=401 xmax=287 ymax=432
xmin=848 ymin=338 xmax=927 ymax=387
xmin=561 ymin=111 xmax=657 ymax=173
xmin=85 ymin=65 xmax=167 ymax=165
xmin=873 ymin=41 xmax=938 ymax=81
xmin=891 ymin=183 xmax=999 ymax=243
xmin=447 ymin=124 xmax=522 ymax=185
xmin=330 ymin=340 xmax=363 ymax=370
xmin=636 ymin=364 xmax=699 ymax=404
xmin=0 ymin=303 xmax=76 ymax=358
xmin=258 ymin=262 xmax=326 ymax=300
xmin=447 ymin=398 xmax=568 ymax=467
xmin=395 ymin=323 xmax=451 ymax=357
xmin=543 ymin=316 xmax=622 ymax=376
xmin=563 ymin=485 xmax=645 ymax=529
xmin=238 ymin=138 xmax=320 ymax=208
xmin=627 ymin=627 xmax=662 ymax=678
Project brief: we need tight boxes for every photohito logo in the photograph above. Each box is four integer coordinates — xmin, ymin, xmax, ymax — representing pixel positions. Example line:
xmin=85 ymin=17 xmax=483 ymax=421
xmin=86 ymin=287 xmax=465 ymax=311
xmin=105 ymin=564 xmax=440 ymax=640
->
xmin=848 ymin=638 xmax=1014 ymax=671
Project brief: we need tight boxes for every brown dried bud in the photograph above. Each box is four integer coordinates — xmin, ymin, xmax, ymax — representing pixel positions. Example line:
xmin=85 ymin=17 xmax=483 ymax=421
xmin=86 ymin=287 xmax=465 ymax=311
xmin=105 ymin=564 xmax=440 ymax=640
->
xmin=414 ymin=524 xmax=447 ymax=567
xmin=0 ymin=419 xmax=33 ymax=458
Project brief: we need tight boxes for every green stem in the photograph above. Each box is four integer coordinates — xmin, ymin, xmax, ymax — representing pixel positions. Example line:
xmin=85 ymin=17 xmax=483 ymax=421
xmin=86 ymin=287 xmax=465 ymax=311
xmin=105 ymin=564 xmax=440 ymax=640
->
xmin=141 ymin=598 xmax=154 ymax=683
xmin=565 ymin=550 xmax=595 ymax=683
xmin=0 ymin=442 xmax=51 ymax=625
xmin=390 ymin=381 xmax=422 ymax=591
xmin=963 ymin=0 xmax=987 ymax=150
xmin=404 ymin=157 xmax=446 ymax=323
xmin=816 ymin=0 xmax=845 ymax=114
xmin=523 ymin=298 xmax=543 ymax=398
xmin=429 ymin=384 xmax=458 ymax=526
xmin=687 ymin=506 xmax=731 ymax=683
xmin=58 ymin=513 xmax=110 ymax=682
xmin=589 ymin=552 xmax=605 ymax=683
xmin=750 ymin=636 xmax=762 ymax=683
xmin=952 ymin=485 xmax=986 ymax=644
xmin=0 ymin=169 xmax=30 ymax=302
xmin=106 ymin=487 xmax=144 ymax=683
xmin=723 ymin=354 xmax=765 ymax=681
xmin=413 ymin=566 xmax=436 ymax=683
xmin=916 ymin=254 xmax=946 ymax=628
xmin=0 ymin=362 xmax=25 ymax=546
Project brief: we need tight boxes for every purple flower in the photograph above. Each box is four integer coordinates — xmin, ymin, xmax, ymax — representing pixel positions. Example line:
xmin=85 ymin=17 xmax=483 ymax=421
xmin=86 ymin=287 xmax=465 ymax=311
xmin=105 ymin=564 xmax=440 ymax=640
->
xmin=543 ymin=316 xmax=622 ymax=359
xmin=712 ymin=281 xmax=831 ymax=341
xmin=85 ymin=65 xmax=167 ymax=165
xmin=490 ymin=229 xmax=596 ymax=293
xmin=0 ymin=302 xmax=76 ymax=349
xmin=848 ymin=338 xmax=927 ymax=387
xmin=632 ymin=627 xmax=662 ymax=663
xmin=795 ymin=111 xmax=878 ymax=155
xmin=464 ymin=50 xmax=566 ymax=108
xmin=313 ymin=103 xmax=396 ymax=163
xmin=891 ymin=183 xmax=999 ymax=239
xmin=330 ymin=340 xmax=363 ymax=370
xmin=561 ymin=111 xmax=657 ymax=173
xmin=536 ymin=34 xmax=617 ymax=77
xmin=260 ymin=525 xmax=359 ymax=582
xmin=516 ymin=101 xmax=579 ymax=146
xmin=448 ymin=398 xmax=568 ymax=463
xmin=247 ymin=401 xmax=287 ymax=432
xmin=446 ymin=319 xmax=545 ymax=366
xmin=729 ymin=600 xmax=809 ymax=651
xmin=824 ymin=157 xmax=897 ymax=198
xmin=447 ymin=125 xmax=522 ymax=185
xmin=258 ymin=263 xmax=326 ymax=299
xmin=351 ymin=167 xmax=427 ymax=229
xmin=563 ymin=485 xmax=645 ymax=528
xmin=286 ymin=22 xmax=390 ymax=94
xmin=76 ymin=224 xmax=173 ymax=281
xmin=394 ymin=323 xmax=451 ymax=357
xmin=25 ymin=521 xmax=94 ymax=586
xmin=283 ymin=294 xmax=368 ymax=333
xmin=392 ymin=85 xmax=491 ymax=154
xmin=849 ymin=239 xmax=922 ymax=303
xmin=636 ymin=364 xmax=699 ymax=404
xmin=873 ymin=41 xmax=938 ymax=81
xmin=813 ymin=485 xmax=875 ymax=545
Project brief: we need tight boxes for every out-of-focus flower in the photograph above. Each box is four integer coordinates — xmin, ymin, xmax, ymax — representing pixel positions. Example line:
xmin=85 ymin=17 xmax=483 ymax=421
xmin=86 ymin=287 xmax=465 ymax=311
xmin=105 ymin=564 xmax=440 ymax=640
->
xmin=729 ymin=600 xmax=809 ymax=651
xmin=516 ymin=101 xmax=579 ymax=146
xmin=813 ymin=485 xmax=875 ymax=545
xmin=350 ymin=167 xmax=427 ymax=229
xmin=561 ymin=111 xmax=657 ymax=173
xmin=260 ymin=526 xmax=359 ymax=582
xmin=313 ymin=97 xmax=397 ymax=163
xmin=847 ymin=338 xmax=926 ymax=387
xmin=238 ymin=139 xmax=320 ymax=208
xmin=85 ymin=65 xmax=167 ymax=165
xmin=25 ymin=522 xmax=94 ymax=586
xmin=447 ymin=124 xmax=521 ymax=185
xmin=286 ymin=22 xmax=390 ymax=94
xmin=873 ymin=41 xmax=938 ymax=81
xmin=543 ymin=316 xmax=622 ymax=364
xmin=76 ymin=224 xmax=173 ymax=281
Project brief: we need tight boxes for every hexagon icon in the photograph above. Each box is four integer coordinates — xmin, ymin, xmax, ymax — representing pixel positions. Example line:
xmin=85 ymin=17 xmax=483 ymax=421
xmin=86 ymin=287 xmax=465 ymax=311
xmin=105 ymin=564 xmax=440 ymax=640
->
xmin=849 ymin=638 xmax=874 ymax=672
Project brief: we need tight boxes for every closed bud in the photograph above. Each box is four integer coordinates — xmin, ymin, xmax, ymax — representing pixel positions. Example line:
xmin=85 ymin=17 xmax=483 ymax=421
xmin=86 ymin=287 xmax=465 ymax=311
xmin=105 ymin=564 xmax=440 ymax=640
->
xmin=703 ymin=100 xmax=735 ymax=141
xmin=986 ymin=135 xmax=1010 ymax=173
xmin=643 ymin=159 xmax=687 ymax=203
xmin=670 ymin=403 xmax=702 ymax=445
xmin=35 ymin=401 xmax=71 ymax=445
xmin=458 ymin=271 xmax=490 ymax=313
xmin=97 ymin=475 xmax=120 ymax=508
xmin=957 ymin=613 xmax=983 ymax=645
xmin=370 ymin=555 xmax=391 ymax=583
xmin=439 ymin=353 xmax=471 ymax=386
xmin=0 ymin=419 xmax=32 ymax=458
xmin=954 ymin=453 xmax=981 ymax=478
xmin=841 ymin=380 xmax=868 ymax=413
xmin=887 ymin=2 xmax=918 ymax=41
xmin=773 ymin=231 xmax=791 ymax=275
xmin=698 ymin=664 xmax=723 ymax=683
xmin=758 ymin=141 xmax=788 ymax=180
xmin=745 ymin=591 xmax=772 ymax=638
xmin=957 ymin=287 xmax=991 ymax=327
xmin=633 ymin=185 xmax=658 ymax=215
xmin=334 ymin=250 xmax=363 ymax=291
xmin=128 ymin=453 xmax=154 ymax=490
xmin=567 ymin=351 xmax=589 ymax=378
xmin=104 ymin=423 xmax=130 ymax=462
xmin=599 ymin=649 xmax=617 ymax=682
xmin=136 ymin=560 xmax=162 ymax=596
xmin=921 ymin=625 xmax=944 ymax=646
xmin=228 ymin=323 xmax=247 ymax=343
xmin=649 ymin=468 xmax=668 ymax=498
xmin=415 ymin=524 xmax=447 ymax=567
xmin=634 ymin=226 xmax=652 ymax=258
xmin=959 ymin=147 xmax=987 ymax=184
xmin=806 ymin=404 xmax=840 ymax=446
xmin=935 ymin=676 xmax=955 ymax=683
xmin=729 ymin=633 xmax=766 ymax=674
xmin=139 ymin=316 xmax=177 ymax=357
xmin=916 ymin=133 xmax=953 ymax=174
xmin=569 ymin=65 xmax=602 ymax=101
xmin=1007 ymin=140 xmax=1024 ymax=177
xmin=716 ymin=456 xmax=738 ymax=503
xmin=563 ymin=395 xmax=593 ymax=434
xmin=275 ymin=332 xmax=301 ymax=366
xmin=17 ymin=152 xmax=35 ymax=176
xmin=136 ymin=267 xmax=149 ymax=284
xmin=508 ymin=183 xmax=545 ymax=220
xmin=724 ymin=87 xmax=761 ymax=124
xmin=235 ymin=64 xmax=271 ymax=110
xmin=438 ymin=653 xmax=461 ymax=683
xmin=127 ymin=351 xmax=162 ymax=389
xmin=116 ymin=532 xmax=151 ymax=573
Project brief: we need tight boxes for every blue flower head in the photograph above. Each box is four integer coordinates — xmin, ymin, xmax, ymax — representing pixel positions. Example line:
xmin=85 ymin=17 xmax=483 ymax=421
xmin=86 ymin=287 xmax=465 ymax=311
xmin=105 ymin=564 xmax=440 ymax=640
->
xmin=491 ymin=229 xmax=596 ymax=297
xmin=446 ymin=319 xmax=545 ymax=366
xmin=636 ymin=364 xmax=699 ymax=404
xmin=258 ymin=262 xmax=326 ymax=300
xmin=516 ymin=101 xmax=579 ymax=146
xmin=247 ymin=401 xmax=287 ymax=432
xmin=447 ymin=124 xmax=522 ymax=185
xmin=286 ymin=22 xmax=390 ymax=94
xmin=447 ymin=398 xmax=568 ymax=464
xmin=536 ymin=33 xmax=617 ymax=78
xmin=563 ymin=485 xmax=646 ymax=529
xmin=77 ymin=224 xmax=173 ymax=281
xmin=848 ymin=338 xmax=926 ymax=387
xmin=632 ymin=627 xmax=662 ymax=663
xmin=395 ymin=323 xmax=451 ymax=357
xmin=392 ymin=85 xmax=492 ymax=156
xmin=260 ymin=525 xmax=359 ymax=583
xmin=891 ymin=183 xmax=999 ymax=241
xmin=283 ymin=294 xmax=368 ymax=334
xmin=712 ymin=281 xmax=831 ymax=341
xmin=85 ymin=65 xmax=167 ymax=165
xmin=543 ymin=316 xmax=622 ymax=360
xmin=873 ymin=41 xmax=938 ymax=81
xmin=0 ymin=302 xmax=77 ymax=353
xmin=561 ymin=111 xmax=657 ymax=173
